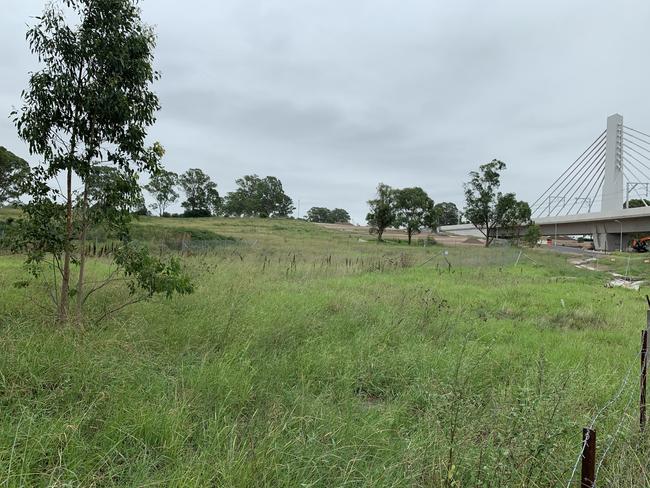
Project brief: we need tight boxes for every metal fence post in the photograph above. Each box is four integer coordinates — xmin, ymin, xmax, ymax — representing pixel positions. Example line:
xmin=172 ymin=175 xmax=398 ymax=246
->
xmin=581 ymin=428 xmax=596 ymax=488
xmin=642 ymin=327 xmax=648 ymax=432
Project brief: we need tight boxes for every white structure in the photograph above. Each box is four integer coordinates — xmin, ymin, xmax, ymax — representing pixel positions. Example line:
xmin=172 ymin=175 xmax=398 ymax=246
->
xmin=600 ymin=114 xmax=624 ymax=214
xmin=442 ymin=114 xmax=650 ymax=251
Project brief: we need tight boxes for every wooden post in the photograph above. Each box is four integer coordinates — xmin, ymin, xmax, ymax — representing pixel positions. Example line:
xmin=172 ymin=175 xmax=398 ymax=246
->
xmin=642 ymin=327 xmax=648 ymax=432
xmin=581 ymin=428 xmax=596 ymax=488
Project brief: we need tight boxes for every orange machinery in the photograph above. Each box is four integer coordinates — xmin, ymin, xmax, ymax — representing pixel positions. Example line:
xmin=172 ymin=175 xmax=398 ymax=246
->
xmin=631 ymin=236 xmax=650 ymax=252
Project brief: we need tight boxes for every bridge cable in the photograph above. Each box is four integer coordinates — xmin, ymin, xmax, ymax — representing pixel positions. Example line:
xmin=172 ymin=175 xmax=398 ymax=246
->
xmin=622 ymin=155 xmax=650 ymax=182
xmin=623 ymin=164 xmax=647 ymax=187
xmin=628 ymin=183 xmax=650 ymax=207
xmin=624 ymin=138 xmax=650 ymax=157
xmin=623 ymin=167 xmax=645 ymax=206
xmin=622 ymin=130 xmax=650 ymax=150
xmin=564 ymin=152 xmax=607 ymax=215
xmin=578 ymin=163 xmax=607 ymax=213
xmin=622 ymin=165 xmax=650 ymax=206
xmin=623 ymin=138 xmax=650 ymax=163
xmin=529 ymin=130 xmax=606 ymax=211
xmin=544 ymin=141 xmax=607 ymax=216
xmin=623 ymin=156 xmax=650 ymax=185
xmin=543 ymin=142 xmax=606 ymax=216
xmin=623 ymin=131 xmax=650 ymax=150
xmin=567 ymin=164 xmax=604 ymax=215
xmin=533 ymin=136 xmax=607 ymax=215
xmin=530 ymin=131 xmax=605 ymax=212
xmin=623 ymin=125 xmax=650 ymax=141
xmin=560 ymin=149 xmax=606 ymax=215
xmin=623 ymin=146 xmax=650 ymax=172
xmin=587 ymin=166 xmax=606 ymax=213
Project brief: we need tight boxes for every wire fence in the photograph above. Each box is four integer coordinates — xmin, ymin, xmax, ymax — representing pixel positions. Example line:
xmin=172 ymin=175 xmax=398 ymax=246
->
xmin=566 ymin=350 xmax=641 ymax=487
xmin=564 ymin=304 xmax=650 ymax=488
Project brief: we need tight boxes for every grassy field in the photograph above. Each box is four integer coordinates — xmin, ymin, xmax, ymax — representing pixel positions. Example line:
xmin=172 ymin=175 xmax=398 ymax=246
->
xmin=1 ymin=215 xmax=650 ymax=486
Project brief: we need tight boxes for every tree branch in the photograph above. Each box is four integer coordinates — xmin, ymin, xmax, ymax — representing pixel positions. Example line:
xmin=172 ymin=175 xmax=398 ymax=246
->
xmin=93 ymin=295 xmax=148 ymax=327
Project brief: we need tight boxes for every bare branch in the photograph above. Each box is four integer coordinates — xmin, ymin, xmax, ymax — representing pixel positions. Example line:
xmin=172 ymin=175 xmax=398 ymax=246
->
xmin=93 ymin=295 xmax=148 ymax=327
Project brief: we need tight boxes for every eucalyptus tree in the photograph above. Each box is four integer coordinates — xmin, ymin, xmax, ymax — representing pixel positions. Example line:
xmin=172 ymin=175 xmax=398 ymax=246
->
xmin=0 ymin=147 xmax=30 ymax=205
xmin=12 ymin=0 xmax=192 ymax=322
xmin=496 ymin=195 xmax=531 ymax=242
xmin=306 ymin=207 xmax=331 ymax=223
xmin=434 ymin=202 xmax=460 ymax=226
xmin=463 ymin=160 xmax=530 ymax=247
xmin=366 ymin=183 xmax=395 ymax=241
xmin=86 ymin=165 xmax=145 ymax=216
xmin=463 ymin=160 xmax=505 ymax=247
xmin=144 ymin=169 xmax=179 ymax=216
xmin=329 ymin=208 xmax=351 ymax=223
xmin=306 ymin=207 xmax=351 ymax=223
xmin=223 ymin=174 xmax=294 ymax=218
xmin=393 ymin=187 xmax=433 ymax=244
xmin=179 ymin=168 xmax=220 ymax=217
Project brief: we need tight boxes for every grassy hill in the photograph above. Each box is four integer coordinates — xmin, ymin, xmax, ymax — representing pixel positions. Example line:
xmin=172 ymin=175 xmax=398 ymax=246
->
xmin=1 ymin=216 xmax=648 ymax=486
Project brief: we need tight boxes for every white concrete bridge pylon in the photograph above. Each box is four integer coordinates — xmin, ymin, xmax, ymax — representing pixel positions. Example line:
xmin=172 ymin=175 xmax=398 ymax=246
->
xmin=601 ymin=113 xmax=624 ymax=214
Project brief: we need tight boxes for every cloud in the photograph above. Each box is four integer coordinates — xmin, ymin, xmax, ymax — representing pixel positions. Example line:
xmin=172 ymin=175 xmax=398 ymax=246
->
xmin=2 ymin=0 xmax=650 ymax=222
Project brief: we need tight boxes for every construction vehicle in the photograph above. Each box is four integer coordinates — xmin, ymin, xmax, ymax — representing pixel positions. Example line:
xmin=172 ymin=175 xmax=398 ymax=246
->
xmin=631 ymin=236 xmax=650 ymax=252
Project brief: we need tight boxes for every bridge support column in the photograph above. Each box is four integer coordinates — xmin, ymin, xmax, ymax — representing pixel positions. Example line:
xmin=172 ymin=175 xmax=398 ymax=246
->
xmin=593 ymin=233 xmax=619 ymax=252
xmin=592 ymin=232 xmax=631 ymax=252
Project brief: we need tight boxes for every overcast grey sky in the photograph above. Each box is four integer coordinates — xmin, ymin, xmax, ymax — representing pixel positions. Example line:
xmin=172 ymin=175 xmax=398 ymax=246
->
xmin=2 ymin=0 xmax=650 ymax=222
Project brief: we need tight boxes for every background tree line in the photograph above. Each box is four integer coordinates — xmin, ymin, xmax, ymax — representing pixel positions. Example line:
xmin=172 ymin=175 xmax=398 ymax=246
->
xmin=144 ymin=169 xmax=296 ymax=218
xmin=365 ymin=160 xmax=536 ymax=247
xmin=2 ymin=142 xmax=538 ymax=249
xmin=305 ymin=207 xmax=351 ymax=224
xmin=366 ymin=184 xmax=460 ymax=244
xmin=2 ymin=149 xmax=354 ymax=223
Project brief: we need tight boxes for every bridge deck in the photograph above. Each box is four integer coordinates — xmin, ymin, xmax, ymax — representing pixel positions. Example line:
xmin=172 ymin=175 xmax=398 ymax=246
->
xmin=534 ymin=206 xmax=650 ymax=226
xmin=441 ymin=207 xmax=650 ymax=251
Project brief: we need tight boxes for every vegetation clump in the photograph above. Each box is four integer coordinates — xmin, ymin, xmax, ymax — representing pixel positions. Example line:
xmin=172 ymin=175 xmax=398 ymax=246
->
xmin=0 ymin=146 xmax=29 ymax=206
xmin=463 ymin=160 xmax=531 ymax=246
xmin=9 ymin=0 xmax=193 ymax=323
xmin=306 ymin=206 xmax=351 ymax=223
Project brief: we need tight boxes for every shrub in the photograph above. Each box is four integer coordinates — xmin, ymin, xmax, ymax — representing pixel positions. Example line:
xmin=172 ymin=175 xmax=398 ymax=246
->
xmin=182 ymin=209 xmax=211 ymax=218
xmin=523 ymin=224 xmax=541 ymax=247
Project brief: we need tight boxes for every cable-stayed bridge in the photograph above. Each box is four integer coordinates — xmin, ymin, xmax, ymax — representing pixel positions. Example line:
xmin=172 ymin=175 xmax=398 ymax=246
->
xmin=442 ymin=114 xmax=650 ymax=251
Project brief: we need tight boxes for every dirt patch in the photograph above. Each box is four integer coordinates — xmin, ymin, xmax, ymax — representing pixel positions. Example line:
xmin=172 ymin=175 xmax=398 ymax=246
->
xmin=569 ymin=257 xmax=600 ymax=271
xmin=316 ymin=223 xmax=486 ymax=246
xmin=570 ymin=257 xmax=646 ymax=290
xmin=606 ymin=278 xmax=644 ymax=290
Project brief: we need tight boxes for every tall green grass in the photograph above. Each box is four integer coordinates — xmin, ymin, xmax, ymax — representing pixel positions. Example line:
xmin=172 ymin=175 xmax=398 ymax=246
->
xmin=1 ymin=217 xmax=649 ymax=486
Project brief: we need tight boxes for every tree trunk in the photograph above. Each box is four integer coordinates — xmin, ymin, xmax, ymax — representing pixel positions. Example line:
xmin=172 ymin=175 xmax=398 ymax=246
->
xmin=484 ymin=226 xmax=491 ymax=247
xmin=408 ymin=229 xmax=413 ymax=245
xmin=58 ymin=166 xmax=73 ymax=323
xmin=76 ymin=182 xmax=89 ymax=319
